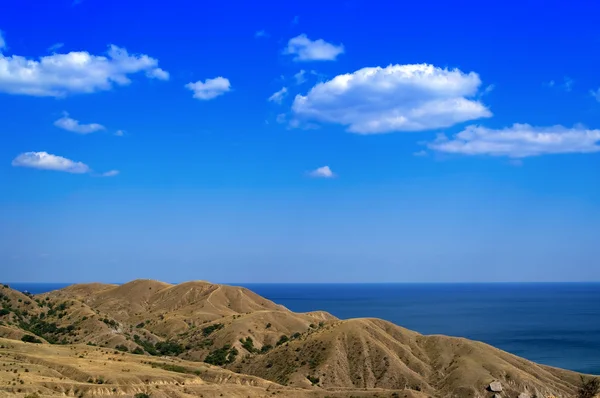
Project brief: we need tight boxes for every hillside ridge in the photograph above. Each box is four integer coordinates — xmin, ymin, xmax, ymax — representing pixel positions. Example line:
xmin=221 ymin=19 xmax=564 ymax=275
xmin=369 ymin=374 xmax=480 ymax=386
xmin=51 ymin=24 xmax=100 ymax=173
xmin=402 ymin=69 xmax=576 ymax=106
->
xmin=0 ymin=280 xmax=594 ymax=398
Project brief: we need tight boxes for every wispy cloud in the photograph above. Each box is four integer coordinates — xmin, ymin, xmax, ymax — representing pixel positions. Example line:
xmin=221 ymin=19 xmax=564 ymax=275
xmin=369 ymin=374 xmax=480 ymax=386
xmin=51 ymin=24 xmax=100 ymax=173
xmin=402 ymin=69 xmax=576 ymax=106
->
xmin=185 ymin=77 xmax=231 ymax=100
xmin=47 ymin=42 xmax=64 ymax=53
xmin=255 ymin=30 xmax=269 ymax=38
xmin=284 ymin=34 xmax=344 ymax=62
xmin=54 ymin=113 xmax=105 ymax=134
xmin=12 ymin=151 xmax=90 ymax=173
xmin=0 ymin=31 xmax=169 ymax=97
xmin=0 ymin=30 xmax=6 ymax=51
xmin=268 ymin=87 xmax=288 ymax=104
xmin=309 ymin=166 xmax=335 ymax=178
xmin=101 ymin=170 xmax=119 ymax=177
xmin=545 ymin=77 xmax=574 ymax=92
xmin=114 ymin=130 xmax=125 ymax=136
xmin=590 ymin=88 xmax=600 ymax=102
xmin=427 ymin=123 xmax=600 ymax=158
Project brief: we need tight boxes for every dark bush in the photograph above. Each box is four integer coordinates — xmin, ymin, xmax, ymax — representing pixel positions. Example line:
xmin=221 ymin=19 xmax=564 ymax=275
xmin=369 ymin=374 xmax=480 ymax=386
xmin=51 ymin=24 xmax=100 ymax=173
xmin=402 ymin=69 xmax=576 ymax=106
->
xmin=578 ymin=376 xmax=600 ymax=398
xmin=204 ymin=345 xmax=238 ymax=366
xmin=276 ymin=335 xmax=289 ymax=346
xmin=202 ymin=323 xmax=224 ymax=337
xmin=21 ymin=335 xmax=42 ymax=344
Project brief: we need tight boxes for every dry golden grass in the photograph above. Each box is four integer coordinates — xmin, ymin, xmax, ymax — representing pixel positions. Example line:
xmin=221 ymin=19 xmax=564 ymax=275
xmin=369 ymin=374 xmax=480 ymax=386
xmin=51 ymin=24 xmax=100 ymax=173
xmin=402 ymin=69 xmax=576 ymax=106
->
xmin=0 ymin=280 xmax=592 ymax=398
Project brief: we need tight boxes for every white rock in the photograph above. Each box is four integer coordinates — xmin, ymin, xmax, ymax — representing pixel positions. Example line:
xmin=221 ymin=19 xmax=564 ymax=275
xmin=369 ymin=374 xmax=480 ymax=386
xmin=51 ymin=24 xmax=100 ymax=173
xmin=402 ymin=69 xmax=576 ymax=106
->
xmin=489 ymin=381 xmax=503 ymax=392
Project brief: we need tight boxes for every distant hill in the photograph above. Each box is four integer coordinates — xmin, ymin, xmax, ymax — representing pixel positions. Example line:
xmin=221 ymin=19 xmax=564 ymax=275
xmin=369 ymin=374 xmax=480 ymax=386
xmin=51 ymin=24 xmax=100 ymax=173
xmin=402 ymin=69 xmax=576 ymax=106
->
xmin=0 ymin=280 xmax=593 ymax=397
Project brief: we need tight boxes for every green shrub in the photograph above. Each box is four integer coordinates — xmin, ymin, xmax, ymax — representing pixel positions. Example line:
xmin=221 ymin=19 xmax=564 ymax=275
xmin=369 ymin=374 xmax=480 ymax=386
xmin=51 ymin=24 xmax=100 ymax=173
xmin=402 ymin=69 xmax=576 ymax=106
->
xmin=201 ymin=323 xmax=224 ymax=337
xmin=115 ymin=344 xmax=129 ymax=352
xmin=307 ymin=375 xmax=320 ymax=385
xmin=0 ymin=308 xmax=9 ymax=316
xmin=134 ymin=394 xmax=150 ymax=398
xmin=21 ymin=335 xmax=42 ymax=344
xmin=240 ymin=337 xmax=257 ymax=353
xmin=265 ymin=323 xmax=271 ymax=329
xmin=132 ymin=347 xmax=144 ymax=355
xmin=260 ymin=344 xmax=273 ymax=354
xmin=204 ymin=345 xmax=238 ymax=366
xmin=276 ymin=335 xmax=289 ymax=346
xmin=155 ymin=340 xmax=184 ymax=356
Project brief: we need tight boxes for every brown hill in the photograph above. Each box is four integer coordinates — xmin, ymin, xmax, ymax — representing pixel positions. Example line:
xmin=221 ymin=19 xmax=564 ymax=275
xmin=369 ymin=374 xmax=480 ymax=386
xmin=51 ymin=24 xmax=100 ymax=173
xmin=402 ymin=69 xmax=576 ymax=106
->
xmin=0 ymin=280 xmax=595 ymax=398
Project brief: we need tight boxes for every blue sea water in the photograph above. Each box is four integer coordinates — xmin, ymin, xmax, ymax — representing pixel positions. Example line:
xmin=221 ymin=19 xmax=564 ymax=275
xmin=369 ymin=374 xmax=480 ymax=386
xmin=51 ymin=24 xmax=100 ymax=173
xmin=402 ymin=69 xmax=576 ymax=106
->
xmin=7 ymin=282 xmax=600 ymax=375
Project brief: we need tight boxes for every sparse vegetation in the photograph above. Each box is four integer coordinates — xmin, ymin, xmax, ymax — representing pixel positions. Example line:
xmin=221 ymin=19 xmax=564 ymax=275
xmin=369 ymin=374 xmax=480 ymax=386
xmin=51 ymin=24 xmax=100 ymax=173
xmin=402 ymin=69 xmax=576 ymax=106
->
xmin=155 ymin=340 xmax=184 ymax=356
xmin=240 ymin=336 xmax=257 ymax=353
xmin=115 ymin=344 xmax=129 ymax=352
xmin=204 ymin=345 xmax=238 ymax=366
xmin=578 ymin=376 xmax=600 ymax=398
xmin=202 ymin=323 xmax=224 ymax=337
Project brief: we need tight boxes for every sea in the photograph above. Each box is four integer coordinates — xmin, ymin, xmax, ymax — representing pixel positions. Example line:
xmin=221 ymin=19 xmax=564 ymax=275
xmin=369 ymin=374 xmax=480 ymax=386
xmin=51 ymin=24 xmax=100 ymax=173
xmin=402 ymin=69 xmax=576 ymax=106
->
xmin=7 ymin=282 xmax=600 ymax=376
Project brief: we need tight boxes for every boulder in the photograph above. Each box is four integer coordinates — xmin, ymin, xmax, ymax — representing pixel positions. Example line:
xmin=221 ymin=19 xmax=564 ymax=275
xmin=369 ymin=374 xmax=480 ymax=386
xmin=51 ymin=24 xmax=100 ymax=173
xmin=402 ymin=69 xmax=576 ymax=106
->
xmin=489 ymin=381 xmax=503 ymax=392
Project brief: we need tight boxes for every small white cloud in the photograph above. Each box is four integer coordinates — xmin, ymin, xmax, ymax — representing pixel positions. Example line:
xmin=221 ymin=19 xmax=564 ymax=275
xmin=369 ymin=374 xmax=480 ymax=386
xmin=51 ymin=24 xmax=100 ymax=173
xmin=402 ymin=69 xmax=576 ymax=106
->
xmin=47 ymin=42 xmax=64 ymax=53
xmin=545 ymin=77 xmax=573 ymax=92
xmin=255 ymin=30 xmax=269 ymax=38
xmin=185 ymin=77 xmax=231 ymax=100
xmin=101 ymin=170 xmax=119 ymax=177
xmin=294 ymin=70 xmax=307 ymax=84
xmin=114 ymin=130 xmax=125 ymax=136
xmin=284 ymin=34 xmax=344 ymax=62
xmin=292 ymin=63 xmax=491 ymax=134
xmin=146 ymin=67 xmax=169 ymax=80
xmin=427 ymin=123 xmax=600 ymax=158
xmin=590 ymin=88 xmax=600 ymax=102
xmin=54 ymin=113 xmax=105 ymax=134
xmin=268 ymin=87 xmax=288 ymax=104
xmin=309 ymin=165 xmax=335 ymax=178
xmin=0 ymin=32 xmax=168 ymax=97
xmin=12 ymin=151 xmax=90 ymax=173
xmin=276 ymin=113 xmax=287 ymax=124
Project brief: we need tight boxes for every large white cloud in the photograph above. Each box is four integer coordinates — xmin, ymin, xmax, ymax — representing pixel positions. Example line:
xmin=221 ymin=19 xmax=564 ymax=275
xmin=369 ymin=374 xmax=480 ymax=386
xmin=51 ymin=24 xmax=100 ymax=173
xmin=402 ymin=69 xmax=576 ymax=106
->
xmin=427 ymin=124 xmax=600 ymax=158
xmin=0 ymin=33 xmax=169 ymax=97
xmin=185 ymin=77 xmax=231 ymax=100
xmin=54 ymin=114 xmax=105 ymax=134
xmin=292 ymin=63 xmax=492 ymax=134
xmin=12 ymin=152 xmax=90 ymax=173
xmin=284 ymin=34 xmax=344 ymax=62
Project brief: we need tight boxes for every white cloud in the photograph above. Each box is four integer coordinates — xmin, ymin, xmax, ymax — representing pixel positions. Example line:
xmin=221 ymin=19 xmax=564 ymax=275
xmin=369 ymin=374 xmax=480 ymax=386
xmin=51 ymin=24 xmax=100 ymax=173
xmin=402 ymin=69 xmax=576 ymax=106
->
xmin=54 ymin=113 xmax=105 ymax=134
xmin=47 ymin=42 xmax=64 ymax=53
xmin=590 ymin=88 xmax=600 ymax=102
xmin=292 ymin=63 xmax=491 ymax=134
xmin=255 ymin=30 xmax=268 ymax=38
xmin=114 ymin=130 xmax=125 ymax=136
xmin=145 ymin=67 xmax=169 ymax=80
xmin=101 ymin=170 xmax=119 ymax=177
xmin=284 ymin=34 xmax=344 ymax=62
xmin=12 ymin=151 xmax=90 ymax=173
xmin=294 ymin=69 xmax=318 ymax=85
xmin=0 ymin=30 xmax=5 ymax=51
xmin=427 ymin=124 xmax=600 ymax=158
xmin=185 ymin=77 xmax=231 ymax=100
xmin=545 ymin=77 xmax=573 ymax=92
xmin=268 ymin=87 xmax=288 ymax=104
xmin=0 ymin=33 xmax=169 ymax=97
xmin=309 ymin=165 xmax=335 ymax=178
xmin=276 ymin=113 xmax=287 ymax=124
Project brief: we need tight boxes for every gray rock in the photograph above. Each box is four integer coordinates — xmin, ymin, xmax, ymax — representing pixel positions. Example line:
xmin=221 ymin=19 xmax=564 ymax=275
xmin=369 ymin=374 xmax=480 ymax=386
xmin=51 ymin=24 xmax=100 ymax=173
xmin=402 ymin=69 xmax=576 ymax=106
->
xmin=489 ymin=381 xmax=503 ymax=392
xmin=518 ymin=394 xmax=531 ymax=398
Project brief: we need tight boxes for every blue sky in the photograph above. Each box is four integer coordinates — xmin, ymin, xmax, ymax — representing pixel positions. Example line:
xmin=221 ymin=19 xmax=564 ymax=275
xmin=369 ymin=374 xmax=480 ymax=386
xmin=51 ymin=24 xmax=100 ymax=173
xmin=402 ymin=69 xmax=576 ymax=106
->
xmin=1 ymin=0 xmax=599 ymax=283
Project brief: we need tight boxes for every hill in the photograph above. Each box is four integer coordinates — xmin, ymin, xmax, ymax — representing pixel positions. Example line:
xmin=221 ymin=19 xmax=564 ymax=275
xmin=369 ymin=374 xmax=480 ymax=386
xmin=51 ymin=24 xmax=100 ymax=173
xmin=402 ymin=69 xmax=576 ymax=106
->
xmin=0 ymin=281 xmax=595 ymax=398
